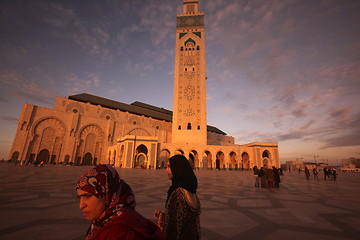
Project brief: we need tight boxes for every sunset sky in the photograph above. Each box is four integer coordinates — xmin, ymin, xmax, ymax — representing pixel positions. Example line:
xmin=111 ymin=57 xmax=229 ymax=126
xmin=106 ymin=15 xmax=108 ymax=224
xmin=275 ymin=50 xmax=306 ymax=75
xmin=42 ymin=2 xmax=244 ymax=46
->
xmin=1 ymin=0 xmax=359 ymax=165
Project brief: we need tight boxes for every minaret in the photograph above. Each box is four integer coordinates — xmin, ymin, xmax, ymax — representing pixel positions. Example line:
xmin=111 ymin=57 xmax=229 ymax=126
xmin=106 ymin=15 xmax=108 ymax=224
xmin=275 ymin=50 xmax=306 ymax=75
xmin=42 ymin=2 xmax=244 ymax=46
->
xmin=172 ymin=0 xmax=207 ymax=145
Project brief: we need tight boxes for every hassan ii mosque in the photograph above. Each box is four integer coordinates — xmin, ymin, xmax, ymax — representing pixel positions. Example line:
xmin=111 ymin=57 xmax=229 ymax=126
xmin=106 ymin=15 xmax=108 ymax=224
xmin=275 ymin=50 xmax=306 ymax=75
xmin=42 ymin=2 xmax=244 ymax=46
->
xmin=8 ymin=0 xmax=280 ymax=170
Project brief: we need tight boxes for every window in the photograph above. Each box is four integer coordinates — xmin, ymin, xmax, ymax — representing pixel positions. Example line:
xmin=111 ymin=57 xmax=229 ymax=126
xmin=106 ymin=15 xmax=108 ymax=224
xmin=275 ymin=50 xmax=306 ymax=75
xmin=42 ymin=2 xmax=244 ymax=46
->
xmin=178 ymin=126 xmax=181 ymax=130
xmin=187 ymin=123 xmax=192 ymax=130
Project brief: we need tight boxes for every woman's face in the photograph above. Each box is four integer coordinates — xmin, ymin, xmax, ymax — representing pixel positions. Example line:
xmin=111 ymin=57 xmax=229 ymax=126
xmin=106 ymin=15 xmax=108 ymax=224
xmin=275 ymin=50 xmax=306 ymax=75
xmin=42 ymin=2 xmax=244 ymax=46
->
xmin=77 ymin=189 xmax=106 ymax=221
xmin=166 ymin=162 xmax=173 ymax=180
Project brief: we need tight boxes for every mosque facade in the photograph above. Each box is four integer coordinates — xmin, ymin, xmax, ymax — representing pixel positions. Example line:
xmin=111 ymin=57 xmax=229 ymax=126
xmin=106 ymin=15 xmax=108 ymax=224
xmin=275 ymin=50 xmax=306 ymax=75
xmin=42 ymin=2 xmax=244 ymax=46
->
xmin=8 ymin=0 xmax=280 ymax=170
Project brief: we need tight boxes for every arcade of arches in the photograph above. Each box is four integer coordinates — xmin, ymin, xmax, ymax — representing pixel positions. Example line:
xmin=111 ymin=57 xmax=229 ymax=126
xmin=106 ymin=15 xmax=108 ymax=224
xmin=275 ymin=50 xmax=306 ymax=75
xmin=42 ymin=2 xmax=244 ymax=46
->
xmin=157 ymin=148 xmax=277 ymax=170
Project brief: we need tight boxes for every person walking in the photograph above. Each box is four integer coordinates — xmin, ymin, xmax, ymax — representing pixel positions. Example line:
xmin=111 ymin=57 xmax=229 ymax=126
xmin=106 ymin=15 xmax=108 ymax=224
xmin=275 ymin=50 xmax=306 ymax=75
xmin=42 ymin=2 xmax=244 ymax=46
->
xmin=332 ymin=168 xmax=337 ymax=181
xmin=313 ymin=168 xmax=319 ymax=181
xmin=154 ymin=155 xmax=201 ymax=240
xmin=76 ymin=164 xmax=164 ymax=240
xmin=324 ymin=167 xmax=328 ymax=180
xmin=305 ymin=167 xmax=311 ymax=180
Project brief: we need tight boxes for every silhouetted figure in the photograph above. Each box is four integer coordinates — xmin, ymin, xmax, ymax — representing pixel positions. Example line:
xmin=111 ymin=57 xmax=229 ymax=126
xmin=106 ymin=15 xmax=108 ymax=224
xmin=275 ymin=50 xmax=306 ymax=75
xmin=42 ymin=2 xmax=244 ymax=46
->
xmin=305 ymin=167 xmax=310 ymax=180
xmin=313 ymin=168 xmax=319 ymax=181
xmin=273 ymin=166 xmax=280 ymax=188
xmin=258 ymin=167 xmax=267 ymax=188
xmin=332 ymin=168 xmax=337 ymax=181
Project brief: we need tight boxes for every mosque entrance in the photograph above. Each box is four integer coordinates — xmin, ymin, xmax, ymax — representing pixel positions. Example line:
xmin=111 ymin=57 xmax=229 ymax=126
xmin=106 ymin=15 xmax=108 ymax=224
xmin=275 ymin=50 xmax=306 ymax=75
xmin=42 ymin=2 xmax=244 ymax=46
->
xmin=204 ymin=151 xmax=212 ymax=169
xmin=36 ymin=149 xmax=50 ymax=165
xmin=159 ymin=149 xmax=170 ymax=169
xmin=82 ymin=152 xmax=92 ymax=165
xmin=215 ymin=159 xmax=220 ymax=170
xmin=134 ymin=153 xmax=147 ymax=169
xmin=134 ymin=144 xmax=148 ymax=168
xmin=216 ymin=152 xmax=225 ymax=170
xmin=242 ymin=152 xmax=250 ymax=170
xmin=262 ymin=151 xmax=271 ymax=167
xmin=189 ymin=150 xmax=199 ymax=169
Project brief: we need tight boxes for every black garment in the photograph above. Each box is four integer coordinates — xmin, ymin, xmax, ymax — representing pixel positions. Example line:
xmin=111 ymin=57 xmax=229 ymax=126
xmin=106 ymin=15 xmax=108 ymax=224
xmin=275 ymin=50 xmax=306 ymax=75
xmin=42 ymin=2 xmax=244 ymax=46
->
xmin=273 ymin=167 xmax=280 ymax=188
xmin=253 ymin=166 xmax=259 ymax=175
xmin=167 ymin=155 xmax=198 ymax=202
xmin=258 ymin=169 xmax=265 ymax=177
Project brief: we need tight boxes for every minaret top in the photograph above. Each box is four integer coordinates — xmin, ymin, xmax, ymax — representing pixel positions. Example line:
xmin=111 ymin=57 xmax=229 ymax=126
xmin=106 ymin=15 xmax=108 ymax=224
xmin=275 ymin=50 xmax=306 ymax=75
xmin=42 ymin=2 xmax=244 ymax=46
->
xmin=182 ymin=0 xmax=199 ymax=14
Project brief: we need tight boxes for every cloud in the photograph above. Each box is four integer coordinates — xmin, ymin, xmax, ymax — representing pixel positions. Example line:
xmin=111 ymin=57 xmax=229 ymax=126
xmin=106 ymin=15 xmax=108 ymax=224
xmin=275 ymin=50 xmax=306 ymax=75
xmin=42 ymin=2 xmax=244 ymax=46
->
xmin=330 ymin=107 xmax=352 ymax=125
xmin=0 ymin=45 xmax=29 ymax=64
xmin=38 ymin=2 xmax=113 ymax=61
xmin=42 ymin=3 xmax=77 ymax=28
xmin=322 ymin=110 xmax=360 ymax=149
xmin=0 ymin=116 xmax=18 ymax=124
xmin=64 ymin=73 xmax=101 ymax=94
xmin=0 ymin=70 xmax=58 ymax=104
xmin=10 ymin=90 xmax=54 ymax=105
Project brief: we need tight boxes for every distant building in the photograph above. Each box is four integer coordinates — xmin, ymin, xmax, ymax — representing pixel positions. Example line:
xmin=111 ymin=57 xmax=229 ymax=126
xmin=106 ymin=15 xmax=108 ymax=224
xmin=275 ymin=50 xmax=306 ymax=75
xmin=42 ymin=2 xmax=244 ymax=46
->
xmin=286 ymin=160 xmax=304 ymax=171
xmin=342 ymin=158 xmax=360 ymax=168
xmin=341 ymin=158 xmax=360 ymax=172
xmin=8 ymin=0 xmax=279 ymax=170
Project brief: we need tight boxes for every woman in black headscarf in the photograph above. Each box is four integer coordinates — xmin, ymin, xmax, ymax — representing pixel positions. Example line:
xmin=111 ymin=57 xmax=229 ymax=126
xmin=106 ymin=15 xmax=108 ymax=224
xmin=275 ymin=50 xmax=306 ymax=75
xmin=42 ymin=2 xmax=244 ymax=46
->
xmin=154 ymin=155 xmax=201 ymax=240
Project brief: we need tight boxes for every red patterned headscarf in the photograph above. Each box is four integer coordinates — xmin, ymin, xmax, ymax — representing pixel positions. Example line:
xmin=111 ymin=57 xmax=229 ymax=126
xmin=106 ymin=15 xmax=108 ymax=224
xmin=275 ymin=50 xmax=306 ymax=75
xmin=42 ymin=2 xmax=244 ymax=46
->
xmin=76 ymin=165 xmax=136 ymax=239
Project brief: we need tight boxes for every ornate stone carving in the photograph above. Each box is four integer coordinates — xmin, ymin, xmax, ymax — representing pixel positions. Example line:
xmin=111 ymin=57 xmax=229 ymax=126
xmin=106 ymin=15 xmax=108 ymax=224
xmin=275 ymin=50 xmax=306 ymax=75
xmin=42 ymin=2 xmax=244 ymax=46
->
xmin=177 ymin=16 xmax=204 ymax=28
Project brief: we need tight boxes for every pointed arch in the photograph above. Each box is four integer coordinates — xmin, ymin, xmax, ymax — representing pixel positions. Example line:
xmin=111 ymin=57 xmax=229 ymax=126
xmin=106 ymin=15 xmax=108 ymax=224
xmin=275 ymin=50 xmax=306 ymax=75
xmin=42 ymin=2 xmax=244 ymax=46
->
xmin=242 ymin=152 xmax=250 ymax=170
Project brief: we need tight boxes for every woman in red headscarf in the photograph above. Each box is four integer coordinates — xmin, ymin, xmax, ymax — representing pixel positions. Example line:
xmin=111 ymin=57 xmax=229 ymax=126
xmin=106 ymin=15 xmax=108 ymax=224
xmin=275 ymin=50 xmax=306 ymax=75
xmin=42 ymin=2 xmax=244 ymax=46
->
xmin=154 ymin=155 xmax=201 ymax=240
xmin=76 ymin=164 xmax=164 ymax=240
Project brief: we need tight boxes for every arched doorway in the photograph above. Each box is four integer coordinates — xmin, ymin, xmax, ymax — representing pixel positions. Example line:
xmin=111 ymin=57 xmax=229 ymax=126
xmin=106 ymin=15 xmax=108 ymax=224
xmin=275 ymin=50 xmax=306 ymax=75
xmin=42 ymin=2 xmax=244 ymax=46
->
xmin=204 ymin=151 xmax=212 ymax=169
xmin=189 ymin=150 xmax=199 ymax=169
xmin=135 ymin=153 xmax=147 ymax=169
xmin=76 ymin=124 xmax=104 ymax=166
xmin=242 ymin=152 xmax=250 ymax=170
xmin=134 ymin=144 xmax=148 ymax=168
xmin=36 ymin=149 xmax=50 ymax=165
xmin=216 ymin=151 xmax=225 ymax=170
xmin=262 ymin=150 xmax=272 ymax=167
xmin=159 ymin=149 xmax=170 ymax=169
xmin=119 ymin=145 xmax=125 ymax=167
xmin=175 ymin=149 xmax=184 ymax=155
xmin=230 ymin=152 xmax=236 ymax=170
xmin=82 ymin=152 xmax=92 ymax=166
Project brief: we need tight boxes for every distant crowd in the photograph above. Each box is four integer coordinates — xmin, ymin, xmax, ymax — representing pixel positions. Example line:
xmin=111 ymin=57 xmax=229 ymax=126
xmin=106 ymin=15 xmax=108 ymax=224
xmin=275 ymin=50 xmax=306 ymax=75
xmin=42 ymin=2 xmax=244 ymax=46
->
xmin=253 ymin=166 xmax=283 ymax=188
xmin=303 ymin=166 xmax=337 ymax=181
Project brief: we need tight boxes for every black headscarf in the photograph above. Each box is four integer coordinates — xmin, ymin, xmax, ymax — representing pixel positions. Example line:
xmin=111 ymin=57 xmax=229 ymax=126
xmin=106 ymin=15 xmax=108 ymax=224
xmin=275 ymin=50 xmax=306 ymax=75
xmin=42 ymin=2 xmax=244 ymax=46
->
xmin=167 ymin=155 xmax=198 ymax=202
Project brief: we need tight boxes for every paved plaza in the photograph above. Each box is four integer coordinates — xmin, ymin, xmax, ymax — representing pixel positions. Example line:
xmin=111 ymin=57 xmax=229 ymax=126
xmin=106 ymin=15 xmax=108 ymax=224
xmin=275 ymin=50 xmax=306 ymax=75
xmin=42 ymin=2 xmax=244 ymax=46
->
xmin=0 ymin=164 xmax=359 ymax=240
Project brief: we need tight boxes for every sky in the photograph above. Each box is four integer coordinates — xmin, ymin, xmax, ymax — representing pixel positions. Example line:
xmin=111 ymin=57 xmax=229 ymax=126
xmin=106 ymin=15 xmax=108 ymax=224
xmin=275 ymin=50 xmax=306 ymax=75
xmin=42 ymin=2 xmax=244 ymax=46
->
xmin=1 ymin=0 xmax=359 ymax=165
